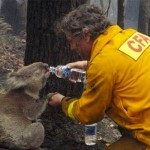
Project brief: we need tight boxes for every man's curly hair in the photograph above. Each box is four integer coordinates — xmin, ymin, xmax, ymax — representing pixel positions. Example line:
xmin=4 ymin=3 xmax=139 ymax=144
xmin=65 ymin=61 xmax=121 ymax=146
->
xmin=56 ymin=4 xmax=112 ymax=40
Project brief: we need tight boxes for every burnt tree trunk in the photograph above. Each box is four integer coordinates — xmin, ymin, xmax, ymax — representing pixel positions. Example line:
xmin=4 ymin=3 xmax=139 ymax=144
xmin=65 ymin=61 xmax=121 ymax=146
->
xmin=138 ymin=0 xmax=150 ymax=35
xmin=25 ymin=0 xmax=103 ymax=149
xmin=117 ymin=0 xmax=125 ymax=28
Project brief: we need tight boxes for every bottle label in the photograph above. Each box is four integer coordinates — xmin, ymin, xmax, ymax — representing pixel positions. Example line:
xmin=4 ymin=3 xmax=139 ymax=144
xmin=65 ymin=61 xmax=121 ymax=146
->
xmin=85 ymin=125 xmax=97 ymax=136
xmin=61 ymin=67 xmax=71 ymax=79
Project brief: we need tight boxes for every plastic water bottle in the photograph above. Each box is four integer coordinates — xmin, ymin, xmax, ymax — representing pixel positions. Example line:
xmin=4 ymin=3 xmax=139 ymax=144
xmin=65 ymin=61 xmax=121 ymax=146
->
xmin=85 ymin=123 xmax=97 ymax=146
xmin=49 ymin=65 xmax=86 ymax=83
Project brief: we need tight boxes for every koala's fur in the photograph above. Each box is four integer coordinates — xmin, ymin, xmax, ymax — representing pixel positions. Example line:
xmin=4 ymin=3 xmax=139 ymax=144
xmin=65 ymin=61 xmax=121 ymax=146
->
xmin=0 ymin=62 xmax=50 ymax=149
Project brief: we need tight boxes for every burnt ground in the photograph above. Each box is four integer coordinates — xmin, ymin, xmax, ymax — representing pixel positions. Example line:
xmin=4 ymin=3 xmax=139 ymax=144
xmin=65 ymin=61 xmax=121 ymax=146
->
xmin=0 ymin=34 xmax=122 ymax=150
xmin=0 ymin=34 xmax=25 ymax=90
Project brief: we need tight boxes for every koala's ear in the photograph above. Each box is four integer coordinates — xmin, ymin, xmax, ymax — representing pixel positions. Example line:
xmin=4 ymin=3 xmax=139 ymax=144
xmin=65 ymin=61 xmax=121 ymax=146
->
xmin=6 ymin=72 xmax=27 ymax=90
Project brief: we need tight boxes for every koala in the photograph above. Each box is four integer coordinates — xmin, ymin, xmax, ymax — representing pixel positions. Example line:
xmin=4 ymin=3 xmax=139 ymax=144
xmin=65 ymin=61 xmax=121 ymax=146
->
xmin=0 ymin=62 xmax=50 ymax=150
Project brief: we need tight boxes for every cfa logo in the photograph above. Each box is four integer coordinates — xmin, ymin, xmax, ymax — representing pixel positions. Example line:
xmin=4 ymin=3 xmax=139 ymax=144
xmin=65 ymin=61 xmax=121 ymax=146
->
xmin=119 ymin=32 xmax=150 ymax=60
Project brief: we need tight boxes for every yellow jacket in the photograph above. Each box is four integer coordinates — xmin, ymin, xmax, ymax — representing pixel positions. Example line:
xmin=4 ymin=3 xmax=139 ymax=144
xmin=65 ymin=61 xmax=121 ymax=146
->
xmin=62 ymin=25 xmax=150 ymax=146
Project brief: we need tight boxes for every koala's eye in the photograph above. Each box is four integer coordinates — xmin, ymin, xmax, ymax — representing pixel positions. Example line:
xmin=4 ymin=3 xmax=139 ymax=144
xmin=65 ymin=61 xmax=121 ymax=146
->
xmin=33 ymin=69 xmax=40 ymax=75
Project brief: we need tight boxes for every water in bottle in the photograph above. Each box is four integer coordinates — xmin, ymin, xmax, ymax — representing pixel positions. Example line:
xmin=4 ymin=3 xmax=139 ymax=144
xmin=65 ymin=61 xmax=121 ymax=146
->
xmin=85 ymin=123 xmax=97 ymax=146
xmin=49 ymin=65 xmax=86 ymax=83
xmin=69 ymin=68 xmax=86 ymax=83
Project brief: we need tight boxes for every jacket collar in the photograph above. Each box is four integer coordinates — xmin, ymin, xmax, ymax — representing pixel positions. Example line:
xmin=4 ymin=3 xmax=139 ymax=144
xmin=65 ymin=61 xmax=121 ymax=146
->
xmin=89 ymin=25 xmax=123 ymax=63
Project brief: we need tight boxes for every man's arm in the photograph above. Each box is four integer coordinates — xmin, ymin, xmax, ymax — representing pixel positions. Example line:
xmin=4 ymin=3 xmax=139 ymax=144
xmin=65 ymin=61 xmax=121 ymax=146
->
xmin=66 ymin=60 xmax=88 ymax=70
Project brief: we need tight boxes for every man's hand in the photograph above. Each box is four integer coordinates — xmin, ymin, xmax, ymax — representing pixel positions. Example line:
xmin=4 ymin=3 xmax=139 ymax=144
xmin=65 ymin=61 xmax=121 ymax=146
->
xmin=48 ymin=93 xmax=65 ymax=106
xmin=66 ymin=60 xmax=88 ymax=70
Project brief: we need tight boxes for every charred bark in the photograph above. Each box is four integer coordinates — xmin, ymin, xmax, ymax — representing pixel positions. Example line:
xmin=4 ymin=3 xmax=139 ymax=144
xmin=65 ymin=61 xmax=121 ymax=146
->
xmin=138 ymin=0 xmax=150 ymax=35
xmin=117 ymin=0 xmax=125 ymax=28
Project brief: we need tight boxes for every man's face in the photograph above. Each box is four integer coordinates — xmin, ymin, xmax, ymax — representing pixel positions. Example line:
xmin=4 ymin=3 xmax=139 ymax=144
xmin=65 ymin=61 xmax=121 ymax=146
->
xmin=65 ymin=32 xmax=93 ymax=60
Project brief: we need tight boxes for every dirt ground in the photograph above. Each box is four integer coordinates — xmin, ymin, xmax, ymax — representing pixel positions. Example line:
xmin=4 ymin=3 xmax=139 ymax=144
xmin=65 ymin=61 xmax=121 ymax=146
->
xmin=0 ymin=35 xmax=25 ymax=90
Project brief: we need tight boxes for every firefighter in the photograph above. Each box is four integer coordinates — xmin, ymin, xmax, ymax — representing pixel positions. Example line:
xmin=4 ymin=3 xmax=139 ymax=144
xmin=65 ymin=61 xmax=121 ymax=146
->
xmin=49 ymin=4 xmax=150 ymax=150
